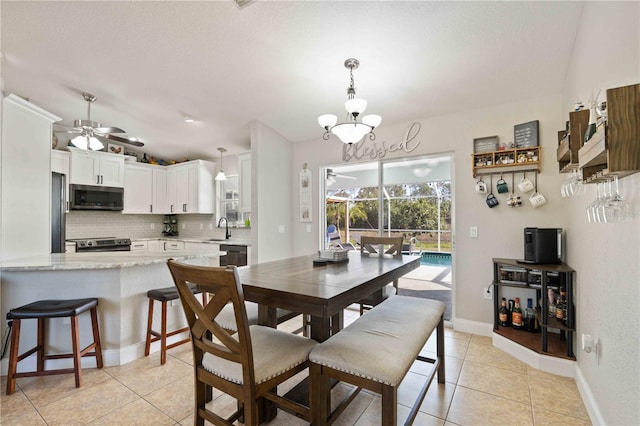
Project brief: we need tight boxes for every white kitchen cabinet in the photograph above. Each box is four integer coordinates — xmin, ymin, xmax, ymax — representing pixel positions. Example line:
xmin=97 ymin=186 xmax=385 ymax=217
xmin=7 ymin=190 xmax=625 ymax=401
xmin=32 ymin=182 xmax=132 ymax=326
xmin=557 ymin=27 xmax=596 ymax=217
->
xmin=238 ymin=152 xmax=251 ymax=213
xmin=130 ymin=240 xmax=149 ymax=252
xmin=169 ymin=160 xmax=215 ymax=214
xmin=148 ymin=240 xmax=164 ymax=252
xmin=123 ymin=163 xmax=153 ymax=213
xmin=153 ymin=167 xmax=169 ymax=213
xmin=69 ymin=148 xmax=125 ymax=187
xmin=163 ymin=240 xmax=185 ymax=251
xmin=51 ymin=150 xmax=70 ymax=175
xmin=1 ymin=94 xmax=61 ymax=261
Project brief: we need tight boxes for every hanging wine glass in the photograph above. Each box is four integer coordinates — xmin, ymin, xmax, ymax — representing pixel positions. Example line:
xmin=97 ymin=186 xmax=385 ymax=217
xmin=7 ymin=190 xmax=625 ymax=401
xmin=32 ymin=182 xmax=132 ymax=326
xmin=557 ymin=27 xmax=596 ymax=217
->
xmin=603 ymin=175 xmax=631 ymax=222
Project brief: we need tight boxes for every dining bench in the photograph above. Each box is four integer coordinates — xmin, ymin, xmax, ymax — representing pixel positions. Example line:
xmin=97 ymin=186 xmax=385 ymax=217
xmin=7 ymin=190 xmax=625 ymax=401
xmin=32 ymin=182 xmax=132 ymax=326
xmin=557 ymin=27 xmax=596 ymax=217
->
xmin=309 ymin=295 xmax=445 ymax=426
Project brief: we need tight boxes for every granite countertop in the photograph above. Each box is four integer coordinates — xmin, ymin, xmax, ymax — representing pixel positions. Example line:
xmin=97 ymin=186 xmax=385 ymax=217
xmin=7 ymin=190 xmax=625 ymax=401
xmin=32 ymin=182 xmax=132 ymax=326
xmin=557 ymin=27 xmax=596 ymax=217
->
xmin=135 ymin=237 xmax=251 ymax=246
xmin=0 ymin=250 xmax=225 ymax=272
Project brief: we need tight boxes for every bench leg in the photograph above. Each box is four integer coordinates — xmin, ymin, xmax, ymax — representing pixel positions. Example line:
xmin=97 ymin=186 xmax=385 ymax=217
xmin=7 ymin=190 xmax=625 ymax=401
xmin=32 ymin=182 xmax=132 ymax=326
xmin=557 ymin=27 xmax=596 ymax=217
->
xmin=310 ymin=363 xmax=329 ymax=425
xmin=437 ymin=315 xmax=445 ymax=383
xmin=381 ymin=384 xmax=397 ymax=426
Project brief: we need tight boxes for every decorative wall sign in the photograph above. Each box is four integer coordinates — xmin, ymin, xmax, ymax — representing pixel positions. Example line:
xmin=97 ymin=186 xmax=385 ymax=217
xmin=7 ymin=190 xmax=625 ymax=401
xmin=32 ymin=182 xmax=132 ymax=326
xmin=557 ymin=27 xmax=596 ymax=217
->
xmin=342 ymin=122 xmax=422 ymax=162
xmin=514 ymin=120 xmax=539 ymax=148
xmin=299 ymin=163 xmax=312 ymax=222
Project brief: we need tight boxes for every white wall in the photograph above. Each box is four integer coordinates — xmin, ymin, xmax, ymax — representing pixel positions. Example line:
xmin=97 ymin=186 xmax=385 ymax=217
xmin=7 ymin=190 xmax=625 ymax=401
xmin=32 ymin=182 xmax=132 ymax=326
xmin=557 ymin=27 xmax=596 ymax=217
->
xmin=293 ymin=94 xmax=565 ymax=324
xmin=561 ymin=2 xmax=640 ymax=425
xmin=252 ymin=121 xmax=293 ymax=263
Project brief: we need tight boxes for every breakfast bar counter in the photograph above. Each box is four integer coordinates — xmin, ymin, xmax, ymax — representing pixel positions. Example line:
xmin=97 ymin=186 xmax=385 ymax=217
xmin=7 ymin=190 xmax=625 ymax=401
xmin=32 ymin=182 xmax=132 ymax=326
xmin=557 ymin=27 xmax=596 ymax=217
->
xmin=0 ymin=250 xmax=224 ymax=373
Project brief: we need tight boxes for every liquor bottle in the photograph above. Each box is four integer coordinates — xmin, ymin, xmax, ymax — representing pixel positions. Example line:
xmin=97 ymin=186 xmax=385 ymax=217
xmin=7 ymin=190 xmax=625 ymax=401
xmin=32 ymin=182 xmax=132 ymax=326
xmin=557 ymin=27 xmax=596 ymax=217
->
xmin=584 ymin=101 xmax=598 ymax=144
xmin=547 ymin=288 xmax=556 ymax=317
xmin=499 ymin=298 xmax=509 ymax=327
xmin=511 ymin=297 xmax=523 ymax=330
xmin=525 ymin=298 xmax=538 ymax=332
xmin=507 ymin=299 xmax=515 ymax=327
xmin=141 ymin=153 xmax=150 ymax=163
xmin=556 ymin=286 xmax=567 ymax=322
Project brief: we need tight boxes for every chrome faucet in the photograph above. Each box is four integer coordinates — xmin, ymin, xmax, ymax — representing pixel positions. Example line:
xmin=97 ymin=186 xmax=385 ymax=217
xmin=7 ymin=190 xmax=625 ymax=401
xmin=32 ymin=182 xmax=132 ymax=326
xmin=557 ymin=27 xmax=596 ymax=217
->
xmin=218 ymin=217 xmax=231 ymax=239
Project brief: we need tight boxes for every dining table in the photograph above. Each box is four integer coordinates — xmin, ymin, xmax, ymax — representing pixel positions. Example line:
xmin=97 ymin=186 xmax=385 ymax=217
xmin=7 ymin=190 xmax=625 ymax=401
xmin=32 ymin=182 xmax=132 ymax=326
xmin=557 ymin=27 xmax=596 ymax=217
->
xmin=237 ymin=251 xmax=421 ymax=342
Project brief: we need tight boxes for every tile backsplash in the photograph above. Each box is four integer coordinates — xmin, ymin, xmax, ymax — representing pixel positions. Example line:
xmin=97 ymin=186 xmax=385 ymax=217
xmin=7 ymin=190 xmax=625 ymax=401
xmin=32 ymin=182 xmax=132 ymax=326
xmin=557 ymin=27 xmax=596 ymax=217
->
xmin=66 ymin=211 xmax=250 ymax=240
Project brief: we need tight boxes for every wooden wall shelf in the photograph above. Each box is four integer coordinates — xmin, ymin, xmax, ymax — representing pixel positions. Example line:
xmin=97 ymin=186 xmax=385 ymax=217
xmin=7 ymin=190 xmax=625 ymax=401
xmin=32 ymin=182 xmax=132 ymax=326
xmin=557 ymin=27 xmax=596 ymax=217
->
xmin=472 ymin=146 xmax=541 ymax=177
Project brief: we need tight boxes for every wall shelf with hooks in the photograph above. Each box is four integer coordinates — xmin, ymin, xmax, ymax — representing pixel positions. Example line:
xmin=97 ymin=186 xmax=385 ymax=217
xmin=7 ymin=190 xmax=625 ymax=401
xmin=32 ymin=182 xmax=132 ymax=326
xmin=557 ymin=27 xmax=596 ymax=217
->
xmin=472 ymin=147 xmax=541 ymax=177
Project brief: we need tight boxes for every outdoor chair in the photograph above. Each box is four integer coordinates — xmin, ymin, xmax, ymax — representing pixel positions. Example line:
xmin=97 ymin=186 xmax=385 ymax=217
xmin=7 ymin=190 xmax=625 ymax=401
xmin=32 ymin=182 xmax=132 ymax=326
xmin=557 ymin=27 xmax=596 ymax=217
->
xmin=358 ymin=236 xmax=404 ymax=315
xmin=166 ymin=259 xmax=317 ymax=425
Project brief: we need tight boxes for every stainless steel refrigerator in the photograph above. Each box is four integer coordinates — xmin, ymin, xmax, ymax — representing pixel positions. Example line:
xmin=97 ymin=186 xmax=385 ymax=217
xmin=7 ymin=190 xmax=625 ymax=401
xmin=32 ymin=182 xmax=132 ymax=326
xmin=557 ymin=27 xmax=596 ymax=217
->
xmin=51 ymin=172 xmax=66 ymax=253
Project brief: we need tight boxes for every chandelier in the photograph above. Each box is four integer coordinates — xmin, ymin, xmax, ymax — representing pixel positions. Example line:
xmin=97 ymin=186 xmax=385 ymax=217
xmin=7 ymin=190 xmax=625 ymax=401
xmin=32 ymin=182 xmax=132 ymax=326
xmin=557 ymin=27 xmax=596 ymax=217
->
xmin=318 ymin=58 xmax=381 ymax=144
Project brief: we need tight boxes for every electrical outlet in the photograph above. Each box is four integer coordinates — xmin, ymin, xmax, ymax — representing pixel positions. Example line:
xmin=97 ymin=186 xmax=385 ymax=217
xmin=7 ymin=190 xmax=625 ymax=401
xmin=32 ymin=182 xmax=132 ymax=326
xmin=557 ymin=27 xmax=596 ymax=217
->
xmin=182 ymin=223 xmax=186 ymax=229
xmin=306 ymin=224 xmax=312 ymax=233
xmin=483 ymin=286 xmax=493 ymax=300
xmin=200 ymin=223 xmax=203 ymax=230
xmin=209 ymin=223 xmax=213 ymax=230
xmin=150 ymin=223 xmax=155 ymax=230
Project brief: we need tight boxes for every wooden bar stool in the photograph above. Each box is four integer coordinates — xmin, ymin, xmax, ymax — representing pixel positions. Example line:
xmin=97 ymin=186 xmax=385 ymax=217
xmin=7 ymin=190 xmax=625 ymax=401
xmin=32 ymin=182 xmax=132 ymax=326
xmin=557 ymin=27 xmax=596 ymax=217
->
xmin=5 ymin=298 xmax=103 ymax=395
xmin=144 ymin=283 xmax=206 ymax=365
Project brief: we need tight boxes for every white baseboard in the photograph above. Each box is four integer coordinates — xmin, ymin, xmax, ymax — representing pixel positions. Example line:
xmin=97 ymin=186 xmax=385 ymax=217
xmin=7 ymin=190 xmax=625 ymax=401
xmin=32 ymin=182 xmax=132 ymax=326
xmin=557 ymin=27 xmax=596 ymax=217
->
xmin=452 ymin=317 xmax=494 ymax=336
xmin=575 ymin=366 xmax=605 ymax=425
xmin=0 ymin=331 xmax=190 ymax=375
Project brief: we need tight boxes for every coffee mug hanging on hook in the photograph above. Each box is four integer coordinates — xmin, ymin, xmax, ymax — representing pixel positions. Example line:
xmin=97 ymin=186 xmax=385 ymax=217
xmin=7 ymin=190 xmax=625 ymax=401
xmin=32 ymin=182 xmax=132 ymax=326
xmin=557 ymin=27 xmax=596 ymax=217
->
xmin=486 ymin=175 xmax=499 ymax=208
xmin=529 ymin=172 xmax=547 ymax=208
xmin=507 ymin=173 xmax=522 ymax=207
xmin=496 ymin=174 xmax=509 ymax=194
xmin=518 ymin=171 xmax=535 ymax=193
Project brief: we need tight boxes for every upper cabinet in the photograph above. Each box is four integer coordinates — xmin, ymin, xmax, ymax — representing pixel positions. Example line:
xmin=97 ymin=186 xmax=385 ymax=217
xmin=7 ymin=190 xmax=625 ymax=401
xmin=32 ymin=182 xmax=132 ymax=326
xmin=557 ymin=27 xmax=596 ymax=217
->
xmin=238 ymin=153 xmax=251 ymax=212
xmin=69 ymin=147 xmax=125 ymax=187
xmin=123 ymin=163 xmax=153 ymax=213
xmin=578 ymin=83 xmax=640 ymax=181
xmin=170 ymin=160 xmax=215 ymax=214
xmin=122 ymin=159 xmax=215 ymax=215
xmin=51 ymin=150 xmax=70 ymax=176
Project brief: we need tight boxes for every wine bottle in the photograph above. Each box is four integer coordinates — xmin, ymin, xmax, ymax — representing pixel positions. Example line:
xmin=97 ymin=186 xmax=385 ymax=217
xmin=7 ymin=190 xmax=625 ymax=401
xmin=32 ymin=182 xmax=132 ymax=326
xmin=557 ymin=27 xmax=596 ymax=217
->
xmin=584 ymin=101 xmax=598 ymax=144
xmin=499 ymin=298 xmax=509 ymax=327
xmin=507 ymin=299 xmax=515 ymax=327
xmin=548 ymin=288 xmax=556 ymax=317
xmin=525 ymin=298 xmax=538 ymax=332
xmin=512 ymin=297 xmax=523 ymax=330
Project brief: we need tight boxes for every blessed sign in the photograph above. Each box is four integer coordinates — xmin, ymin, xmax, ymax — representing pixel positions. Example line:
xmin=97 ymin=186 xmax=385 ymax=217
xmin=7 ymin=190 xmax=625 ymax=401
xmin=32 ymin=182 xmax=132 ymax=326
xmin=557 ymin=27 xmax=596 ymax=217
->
xmin=342 ymin=122 xmax=422 ymax=162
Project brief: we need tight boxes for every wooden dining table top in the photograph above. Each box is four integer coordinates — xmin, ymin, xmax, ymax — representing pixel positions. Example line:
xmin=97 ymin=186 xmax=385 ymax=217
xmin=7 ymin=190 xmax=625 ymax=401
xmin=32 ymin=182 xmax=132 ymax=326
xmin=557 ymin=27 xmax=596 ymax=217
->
xmin=237 ymin=251 xmax=421 ymax=334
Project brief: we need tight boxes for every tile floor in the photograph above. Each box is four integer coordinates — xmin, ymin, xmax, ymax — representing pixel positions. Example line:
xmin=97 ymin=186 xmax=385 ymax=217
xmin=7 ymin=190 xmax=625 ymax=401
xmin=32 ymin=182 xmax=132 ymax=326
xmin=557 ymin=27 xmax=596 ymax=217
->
xmin=1 ymin=306 xmax=591 ymax=425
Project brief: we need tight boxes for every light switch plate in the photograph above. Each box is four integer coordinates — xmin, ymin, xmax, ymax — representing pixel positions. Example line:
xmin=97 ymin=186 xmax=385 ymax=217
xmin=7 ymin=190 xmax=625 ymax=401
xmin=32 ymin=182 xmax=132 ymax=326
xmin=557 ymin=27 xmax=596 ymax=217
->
xmin=470 ymin=226 xmax=478 ymax=238
xmin=278 ymin=225 xmax=285 ymax=233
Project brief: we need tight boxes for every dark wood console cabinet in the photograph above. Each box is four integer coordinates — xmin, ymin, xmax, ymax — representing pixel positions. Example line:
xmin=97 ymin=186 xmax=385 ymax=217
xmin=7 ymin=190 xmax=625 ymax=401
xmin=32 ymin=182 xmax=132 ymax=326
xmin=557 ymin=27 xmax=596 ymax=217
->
xmin=492 ymin=258 xmax=576 ymax=360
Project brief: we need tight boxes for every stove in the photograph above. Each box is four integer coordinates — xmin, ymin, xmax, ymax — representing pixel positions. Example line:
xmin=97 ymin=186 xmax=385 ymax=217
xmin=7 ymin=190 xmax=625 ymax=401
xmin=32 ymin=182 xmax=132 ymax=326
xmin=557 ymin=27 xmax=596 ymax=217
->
xmin=68 ymin=237 xmax=132 ymax=252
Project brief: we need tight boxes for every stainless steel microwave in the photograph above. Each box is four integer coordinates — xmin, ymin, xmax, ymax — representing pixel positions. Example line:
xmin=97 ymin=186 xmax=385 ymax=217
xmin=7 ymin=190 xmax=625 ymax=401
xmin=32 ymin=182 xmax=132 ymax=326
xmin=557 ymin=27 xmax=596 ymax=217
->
xmin=69 ymin=184 xmax=124 ymax=211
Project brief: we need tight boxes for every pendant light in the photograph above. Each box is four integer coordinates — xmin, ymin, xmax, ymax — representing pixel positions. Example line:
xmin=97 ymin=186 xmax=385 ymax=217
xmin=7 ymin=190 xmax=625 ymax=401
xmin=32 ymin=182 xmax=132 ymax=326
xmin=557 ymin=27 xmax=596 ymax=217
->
xmin=318 ymin=58 xmax=382 ymax=145
xmin=215 ymin=147 xmax=227 ymax=181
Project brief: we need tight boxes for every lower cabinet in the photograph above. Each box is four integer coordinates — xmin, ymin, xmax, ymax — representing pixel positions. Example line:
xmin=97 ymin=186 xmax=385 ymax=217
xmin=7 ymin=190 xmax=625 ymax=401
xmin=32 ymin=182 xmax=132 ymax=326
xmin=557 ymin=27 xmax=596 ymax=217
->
xmin=492 ymin=258 xmax=576 ymax=360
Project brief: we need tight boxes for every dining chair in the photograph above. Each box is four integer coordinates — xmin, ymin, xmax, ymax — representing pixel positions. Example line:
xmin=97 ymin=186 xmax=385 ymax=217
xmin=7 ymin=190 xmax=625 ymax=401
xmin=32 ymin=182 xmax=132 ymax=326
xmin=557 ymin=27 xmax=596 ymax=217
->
xmin=358 ymin=236 xmax=404 ymax=315
xmin=166 ymin=259 xmax=317 ymax=426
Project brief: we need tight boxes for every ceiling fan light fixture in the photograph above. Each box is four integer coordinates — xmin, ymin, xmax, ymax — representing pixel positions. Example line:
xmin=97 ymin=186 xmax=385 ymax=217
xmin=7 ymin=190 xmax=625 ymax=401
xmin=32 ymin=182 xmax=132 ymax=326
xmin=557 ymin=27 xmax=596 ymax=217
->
xmin=215 ymin=147 xmax=227 ymax=181
xmin=318 ymin=58 xmax=380 ymax=145
xmin=71 ymin=135 xmax=88 ymax=150
xmin=89 ymin=136 xmax=104 ymax=151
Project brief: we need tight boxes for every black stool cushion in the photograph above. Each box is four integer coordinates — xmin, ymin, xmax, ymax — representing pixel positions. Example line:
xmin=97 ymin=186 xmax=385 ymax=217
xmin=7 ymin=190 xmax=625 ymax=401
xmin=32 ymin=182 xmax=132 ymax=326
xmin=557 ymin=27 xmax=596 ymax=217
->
xmin=147 ymin=283 xmax=201 ymax=302
xmin=7 ymin=298 xmax=99 ymax=320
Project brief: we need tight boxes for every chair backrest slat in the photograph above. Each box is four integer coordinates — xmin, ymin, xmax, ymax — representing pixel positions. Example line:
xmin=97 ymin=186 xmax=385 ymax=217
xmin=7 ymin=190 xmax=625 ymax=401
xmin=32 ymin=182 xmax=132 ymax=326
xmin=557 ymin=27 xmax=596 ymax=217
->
xmin=360 ymin=236 xmax=403 ymax=256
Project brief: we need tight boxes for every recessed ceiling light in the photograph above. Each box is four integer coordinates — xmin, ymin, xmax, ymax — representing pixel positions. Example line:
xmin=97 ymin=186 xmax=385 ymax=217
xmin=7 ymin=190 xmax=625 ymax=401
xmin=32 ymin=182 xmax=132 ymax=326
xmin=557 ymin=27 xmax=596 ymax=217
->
xmin=184 ymin=116 xmax=196 ymax=123
xmin=128 ymin=137 xmax=138 ymax=142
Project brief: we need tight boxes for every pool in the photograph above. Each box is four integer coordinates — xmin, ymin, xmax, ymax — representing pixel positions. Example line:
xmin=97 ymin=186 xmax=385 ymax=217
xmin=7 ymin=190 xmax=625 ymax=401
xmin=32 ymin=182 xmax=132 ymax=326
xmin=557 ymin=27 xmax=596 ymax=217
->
xmin=420 ymin=252 xmax=452 ymax=267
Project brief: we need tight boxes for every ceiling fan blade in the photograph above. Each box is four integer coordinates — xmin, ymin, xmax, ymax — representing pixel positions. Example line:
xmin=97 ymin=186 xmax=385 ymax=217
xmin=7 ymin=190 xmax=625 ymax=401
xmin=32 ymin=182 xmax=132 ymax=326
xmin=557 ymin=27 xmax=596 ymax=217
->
xmin=54 ymin=129 xmax=81 ymax=134
xmin=94 ymin=126 xmax=126 ymax=134
xmin=95 ymin=133 xmax=144 ymax=147
xmin=335 ymin=174 xmax=357 ymax=180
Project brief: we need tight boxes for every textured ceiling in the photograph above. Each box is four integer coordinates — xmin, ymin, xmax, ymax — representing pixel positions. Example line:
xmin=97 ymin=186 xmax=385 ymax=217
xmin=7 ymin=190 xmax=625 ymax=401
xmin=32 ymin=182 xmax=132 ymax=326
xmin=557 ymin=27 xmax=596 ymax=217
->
xmin=1 ymin=1 xmax=583 ymax=161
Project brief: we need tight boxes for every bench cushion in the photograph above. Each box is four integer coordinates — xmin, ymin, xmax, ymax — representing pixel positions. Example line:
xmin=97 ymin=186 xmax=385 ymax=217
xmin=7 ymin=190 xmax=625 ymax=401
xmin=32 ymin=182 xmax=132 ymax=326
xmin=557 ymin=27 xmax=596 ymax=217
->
xmin=310 ymin=295 xmax=444 ymax=386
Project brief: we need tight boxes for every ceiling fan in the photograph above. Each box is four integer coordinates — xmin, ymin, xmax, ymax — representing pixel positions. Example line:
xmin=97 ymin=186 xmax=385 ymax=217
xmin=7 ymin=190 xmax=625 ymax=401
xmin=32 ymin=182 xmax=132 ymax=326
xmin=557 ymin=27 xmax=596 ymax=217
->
xmin=54 ymin=92 xmax=144 ymax=150
xmin=326 ymin=168 xmax=357 ymax=186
